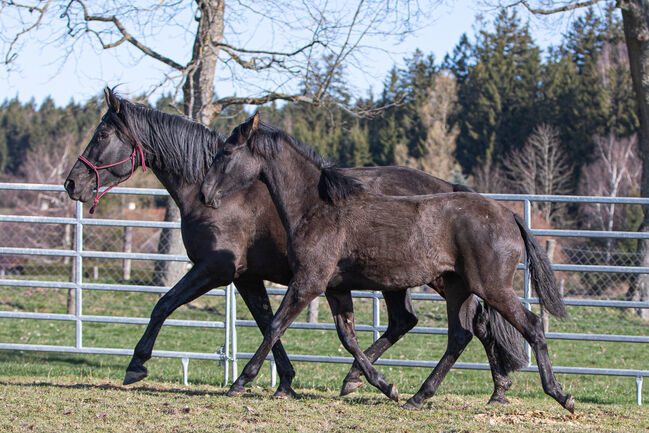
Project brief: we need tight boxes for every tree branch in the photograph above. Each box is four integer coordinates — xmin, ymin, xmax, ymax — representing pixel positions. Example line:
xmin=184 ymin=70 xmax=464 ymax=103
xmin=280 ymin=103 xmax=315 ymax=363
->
xmin=513 ymin=0 xmax=603 ymax=15
xmin=214 ymin=92 xmax=313 ymax=111
xmin=3 ymin=0 xmax=53 ymax=64
xmin=63 ymin=0 xmax=185 ymax=71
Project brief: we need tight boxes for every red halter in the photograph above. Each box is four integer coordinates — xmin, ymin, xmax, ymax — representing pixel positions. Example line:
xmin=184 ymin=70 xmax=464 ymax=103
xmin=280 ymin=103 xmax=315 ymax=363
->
xmin=77 ymin=142 xmax=147 ymax=214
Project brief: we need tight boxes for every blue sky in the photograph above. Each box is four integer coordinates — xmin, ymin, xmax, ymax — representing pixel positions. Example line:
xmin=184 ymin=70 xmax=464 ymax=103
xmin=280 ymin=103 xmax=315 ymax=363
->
xmin=0 ymin=0 xmax=587 ymax=107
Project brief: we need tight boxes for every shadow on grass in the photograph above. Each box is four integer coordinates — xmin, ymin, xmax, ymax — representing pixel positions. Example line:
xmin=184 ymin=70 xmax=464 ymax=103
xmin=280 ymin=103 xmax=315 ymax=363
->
xmin=0 ymin=380 xmax=229 ymax=398
xmin=0 ymin=351 xmax=123 ymax=370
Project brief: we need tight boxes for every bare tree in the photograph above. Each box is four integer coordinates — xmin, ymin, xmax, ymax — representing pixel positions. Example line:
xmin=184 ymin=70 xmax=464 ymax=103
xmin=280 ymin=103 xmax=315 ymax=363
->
xmin=580 ymin=133 xmax=641 ymax=234
xmin=502 ymin=124 xmax=574 ymax=224
xmin=1 ymin=0 xmax=433 ymax=287
xmin=472 ymin=159 xmax=507 ymax=193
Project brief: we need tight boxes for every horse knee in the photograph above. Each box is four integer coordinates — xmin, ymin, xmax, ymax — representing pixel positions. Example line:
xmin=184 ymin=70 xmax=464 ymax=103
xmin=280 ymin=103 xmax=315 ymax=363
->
xmin=449 ymin=328 xmax=473 ymax=350
xmin=405 ymin=312 xmax=418 ymax=330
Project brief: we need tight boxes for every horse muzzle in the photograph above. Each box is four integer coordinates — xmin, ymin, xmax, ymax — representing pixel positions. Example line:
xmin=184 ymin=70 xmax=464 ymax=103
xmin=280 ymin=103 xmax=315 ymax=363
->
xmin=200 ymin=185 xmax=222 ymax=209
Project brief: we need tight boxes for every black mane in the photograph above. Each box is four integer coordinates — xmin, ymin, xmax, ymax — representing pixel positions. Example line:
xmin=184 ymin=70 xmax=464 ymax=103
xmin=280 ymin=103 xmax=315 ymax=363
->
xmin=106 ymin=98 xmax=226 ymax=184
xmin=248 ymin=121 xmax=364 ymax=204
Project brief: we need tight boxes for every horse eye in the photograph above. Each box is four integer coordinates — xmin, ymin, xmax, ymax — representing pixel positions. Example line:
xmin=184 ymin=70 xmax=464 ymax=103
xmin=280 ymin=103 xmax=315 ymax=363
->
xmin=98 ymin=131 xmax=109 ymax=140
xmin=223 ymin=148 xmax=233 ymax=156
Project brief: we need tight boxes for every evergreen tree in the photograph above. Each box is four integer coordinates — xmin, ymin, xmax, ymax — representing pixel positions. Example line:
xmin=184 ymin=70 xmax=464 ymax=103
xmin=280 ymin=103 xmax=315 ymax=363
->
xmin=449 ymin=10 xmax=542 ymax=175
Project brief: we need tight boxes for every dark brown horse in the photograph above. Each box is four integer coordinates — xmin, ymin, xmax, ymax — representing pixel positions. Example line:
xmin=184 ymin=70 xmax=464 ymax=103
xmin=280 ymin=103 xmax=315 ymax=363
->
xmin=64 ymin=88 xmax=524 ymax=403
xmin=200 ymin=114 xmax=574 ymax=412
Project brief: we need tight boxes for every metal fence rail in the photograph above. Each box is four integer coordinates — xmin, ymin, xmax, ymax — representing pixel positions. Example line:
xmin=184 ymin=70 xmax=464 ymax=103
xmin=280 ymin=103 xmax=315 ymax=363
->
xmin=0 ymin=183 xmax=647 ymax=405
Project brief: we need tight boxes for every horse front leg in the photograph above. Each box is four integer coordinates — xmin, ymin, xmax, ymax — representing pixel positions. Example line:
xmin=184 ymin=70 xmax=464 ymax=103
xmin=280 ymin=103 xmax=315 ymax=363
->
xmin=227 ymin=278 xmax=324 ymax=397
xmin=327 ymin=291 xmax=399 ymax=401
xmin=234 ymin=277 xmax=297 ymax=399
xmin=339 ymin=290 xmax=416 ymax=398
xmin=124 ymin=256 xmax=235 ymax=385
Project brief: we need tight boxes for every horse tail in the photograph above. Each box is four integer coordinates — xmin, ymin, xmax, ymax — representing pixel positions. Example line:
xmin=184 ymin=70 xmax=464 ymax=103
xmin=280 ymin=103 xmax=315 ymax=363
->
xmin=484 ymin=301 xmax=528 ymax=372
xmin=513 ymin=213 xmax=568 ymax=318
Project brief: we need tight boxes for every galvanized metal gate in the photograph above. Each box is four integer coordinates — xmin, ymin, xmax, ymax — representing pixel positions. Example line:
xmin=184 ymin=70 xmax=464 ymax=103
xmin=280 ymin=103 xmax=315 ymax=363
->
xmin=0 ymin=183 xmax=647 ymax=404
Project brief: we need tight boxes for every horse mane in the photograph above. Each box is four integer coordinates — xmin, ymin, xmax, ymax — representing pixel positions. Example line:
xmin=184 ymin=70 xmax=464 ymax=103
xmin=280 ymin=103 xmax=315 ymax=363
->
xmin=105 ymin=96 xmax=226 ymax=184
xmin=249 ymin=121 xmax=364 ymax=204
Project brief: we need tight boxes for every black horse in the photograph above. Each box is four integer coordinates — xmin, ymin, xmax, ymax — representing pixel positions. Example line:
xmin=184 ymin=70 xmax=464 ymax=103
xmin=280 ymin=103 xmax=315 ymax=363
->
xmin=64 ymin=88 xmax=524 ymax=403
xmin=200 ymin=114 xmax=574 ymax=412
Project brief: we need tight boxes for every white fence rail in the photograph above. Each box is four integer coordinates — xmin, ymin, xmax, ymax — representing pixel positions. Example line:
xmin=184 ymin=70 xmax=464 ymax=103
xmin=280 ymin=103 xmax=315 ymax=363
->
xmin=0 ymin=183 xmax=647 ymax=404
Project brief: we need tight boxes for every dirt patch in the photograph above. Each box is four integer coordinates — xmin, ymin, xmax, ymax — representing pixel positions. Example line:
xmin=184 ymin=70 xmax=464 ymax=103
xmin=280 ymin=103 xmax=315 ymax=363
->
xmin=475 ymin=410 xmax=585 ymax=427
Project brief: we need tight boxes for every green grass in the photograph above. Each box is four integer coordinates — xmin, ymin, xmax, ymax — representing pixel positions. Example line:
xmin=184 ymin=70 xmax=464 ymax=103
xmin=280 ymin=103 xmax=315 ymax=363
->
xmin=0 ymin=379 xmax=647 ymax=433
xmin=1 ymin=281 xmax=648 ymax=431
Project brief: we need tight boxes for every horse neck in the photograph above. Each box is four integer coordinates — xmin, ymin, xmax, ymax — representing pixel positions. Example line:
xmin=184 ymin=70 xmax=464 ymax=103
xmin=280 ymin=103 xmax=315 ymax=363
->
xmin=127 ymin=108 xmax=216 ymax=215
xmin=260 ymin=144 xmax=323 ymax=233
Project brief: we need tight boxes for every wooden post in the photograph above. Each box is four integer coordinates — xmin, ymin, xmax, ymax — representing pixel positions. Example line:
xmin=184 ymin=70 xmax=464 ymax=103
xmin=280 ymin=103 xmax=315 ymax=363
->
xmin=122 ymin=226 xmax=133 ymax=281
xmin=307 ymin=297 xmax=319 ymax=323
xmin=541 ymin=239 xmax=556 ymax=333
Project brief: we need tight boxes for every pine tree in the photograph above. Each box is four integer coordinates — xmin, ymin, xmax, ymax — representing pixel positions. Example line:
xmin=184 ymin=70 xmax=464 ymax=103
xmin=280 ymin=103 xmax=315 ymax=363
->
xmin=450 ymin=10 xmax=542 ymax=175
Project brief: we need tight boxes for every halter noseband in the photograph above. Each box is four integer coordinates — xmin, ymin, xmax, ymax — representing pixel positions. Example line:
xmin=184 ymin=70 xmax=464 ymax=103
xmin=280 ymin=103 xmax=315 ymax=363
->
xmin=77 ymin=141 xmax=147 ymax=214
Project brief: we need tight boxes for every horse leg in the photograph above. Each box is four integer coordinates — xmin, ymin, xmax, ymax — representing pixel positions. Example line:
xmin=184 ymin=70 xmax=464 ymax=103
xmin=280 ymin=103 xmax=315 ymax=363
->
xmin=430 ymin=278 xmax=517 ymax=405
xmin=124 ymin=256 xmax=235 ymax=385
xmin=484 ymin=290 xmax=574 ymax=413
xmin=227 ymin=278 xmax=323 ymax=397
xmin=404 ymin=276 xmax=473 ymax=410
xmin=326 ymin=291 xmax=399 ymax=401
xmin=340 ymin=289 xmax=417 ymax=397
xmin=472 ymin=299 xmax=514 ymax=405
xmin=234 ymin=277 xmax=296 ymax=399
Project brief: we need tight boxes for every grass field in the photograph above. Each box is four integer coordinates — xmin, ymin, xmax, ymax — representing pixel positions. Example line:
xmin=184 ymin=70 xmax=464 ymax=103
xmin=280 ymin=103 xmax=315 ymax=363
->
xmin=1 ymin=280 xmax=648 ymax=432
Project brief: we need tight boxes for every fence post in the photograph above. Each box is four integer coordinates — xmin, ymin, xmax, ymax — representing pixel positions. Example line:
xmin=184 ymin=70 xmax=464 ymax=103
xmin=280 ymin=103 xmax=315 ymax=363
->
xmin=541 ymin=239 xmax=556 ymax=334
xmin=523 ymin=200 xmax=532 ymax=365
xmin=230 ymin=284 xmax=238 ymax=382
xmin=74 ymin=200 xmax=83 ymax=349
xmin=373 ymin=291 xmax=380 ymax=342
xmin=224 ymin=283 xmax=231 ymax=387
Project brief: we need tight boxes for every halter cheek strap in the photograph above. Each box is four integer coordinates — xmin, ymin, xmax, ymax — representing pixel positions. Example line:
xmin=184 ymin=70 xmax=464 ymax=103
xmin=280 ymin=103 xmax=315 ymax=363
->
xmin=77 ymin=142 xmax=147 ymax=214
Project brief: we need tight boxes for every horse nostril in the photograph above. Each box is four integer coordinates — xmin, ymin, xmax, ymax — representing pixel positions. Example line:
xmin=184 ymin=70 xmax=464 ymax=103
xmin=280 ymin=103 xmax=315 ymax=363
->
xmin=64 ymin=179 xmax=75 ymax=194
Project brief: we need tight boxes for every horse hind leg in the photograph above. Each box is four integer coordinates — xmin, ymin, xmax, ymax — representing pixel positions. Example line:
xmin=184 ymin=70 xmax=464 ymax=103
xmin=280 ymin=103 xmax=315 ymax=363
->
xmin=404 ymin=275 xmax=474 ymax=410
xmin=340 ymin=289 xmax=418 ymax=397
xmin=472 ymin=300 xmax=521 ymax=405
xmin=483 ymin=288 xmax=574 ymax=413
xmin=326 ymin=291 xmax=399 ymax=402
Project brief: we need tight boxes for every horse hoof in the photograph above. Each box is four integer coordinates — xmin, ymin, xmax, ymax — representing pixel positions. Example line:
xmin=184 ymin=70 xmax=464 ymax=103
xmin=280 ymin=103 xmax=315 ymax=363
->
xmin=273 ymin=386 xmax=297 ymax=399
xmin=123 ymin=368 xmax=147 ymax=385
xmin=340 ymin=379 xmax=364 ymax=396
xmin=226 ymin=384 xmax=246 ymax=397
xmin=387 ymin=384 xmax=399 ymax=402
xmin=563 ymin=394 xmax=575 ymax=413
xmin=402 ymin=398 xmax=421 ymax=410
xmin=487 ymin=395 xmax=510 ymax=406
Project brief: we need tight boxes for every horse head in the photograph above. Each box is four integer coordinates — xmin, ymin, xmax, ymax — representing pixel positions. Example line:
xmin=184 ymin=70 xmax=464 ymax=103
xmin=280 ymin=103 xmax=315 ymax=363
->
xmin=64 ymin=87 xmax=146 ymax=213
xmin=200 ymin=112 xmax=261 ymax=208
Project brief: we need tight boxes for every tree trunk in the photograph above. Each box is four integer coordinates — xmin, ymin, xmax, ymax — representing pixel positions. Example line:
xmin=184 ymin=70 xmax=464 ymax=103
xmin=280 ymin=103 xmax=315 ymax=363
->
xmin=620 ymin=0 xmax=649 ymax=319
xmin=182 ymin=0 xmax=225 ymax=125
xmin=152 ymin=201 xmax=186 ymax=287
xmin=152 ymin=0 xmax=225 ymax=287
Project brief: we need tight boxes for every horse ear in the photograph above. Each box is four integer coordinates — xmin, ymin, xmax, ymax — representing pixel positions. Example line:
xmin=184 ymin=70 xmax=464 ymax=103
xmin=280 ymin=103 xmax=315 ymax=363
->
xmin=104 ymin=87 xmax=121 ymax=113
xmin=240 ymin=112 xmax=260 ymax=142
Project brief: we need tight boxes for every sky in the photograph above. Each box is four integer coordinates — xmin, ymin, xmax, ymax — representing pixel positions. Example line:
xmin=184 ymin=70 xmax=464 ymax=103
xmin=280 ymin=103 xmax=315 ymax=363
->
xmin=0 ymin=0 xmax=589 ymax=108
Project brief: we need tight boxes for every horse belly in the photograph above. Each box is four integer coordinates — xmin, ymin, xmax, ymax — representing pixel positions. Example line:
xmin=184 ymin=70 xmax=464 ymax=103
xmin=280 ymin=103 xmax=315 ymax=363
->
xmin=334 ymin=248 xmax=447 ymax=291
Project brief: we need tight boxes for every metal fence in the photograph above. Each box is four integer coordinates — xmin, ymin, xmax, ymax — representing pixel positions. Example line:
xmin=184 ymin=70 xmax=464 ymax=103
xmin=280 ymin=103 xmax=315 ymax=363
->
xmin=0 ymin=183 xmax=647 ymax=405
